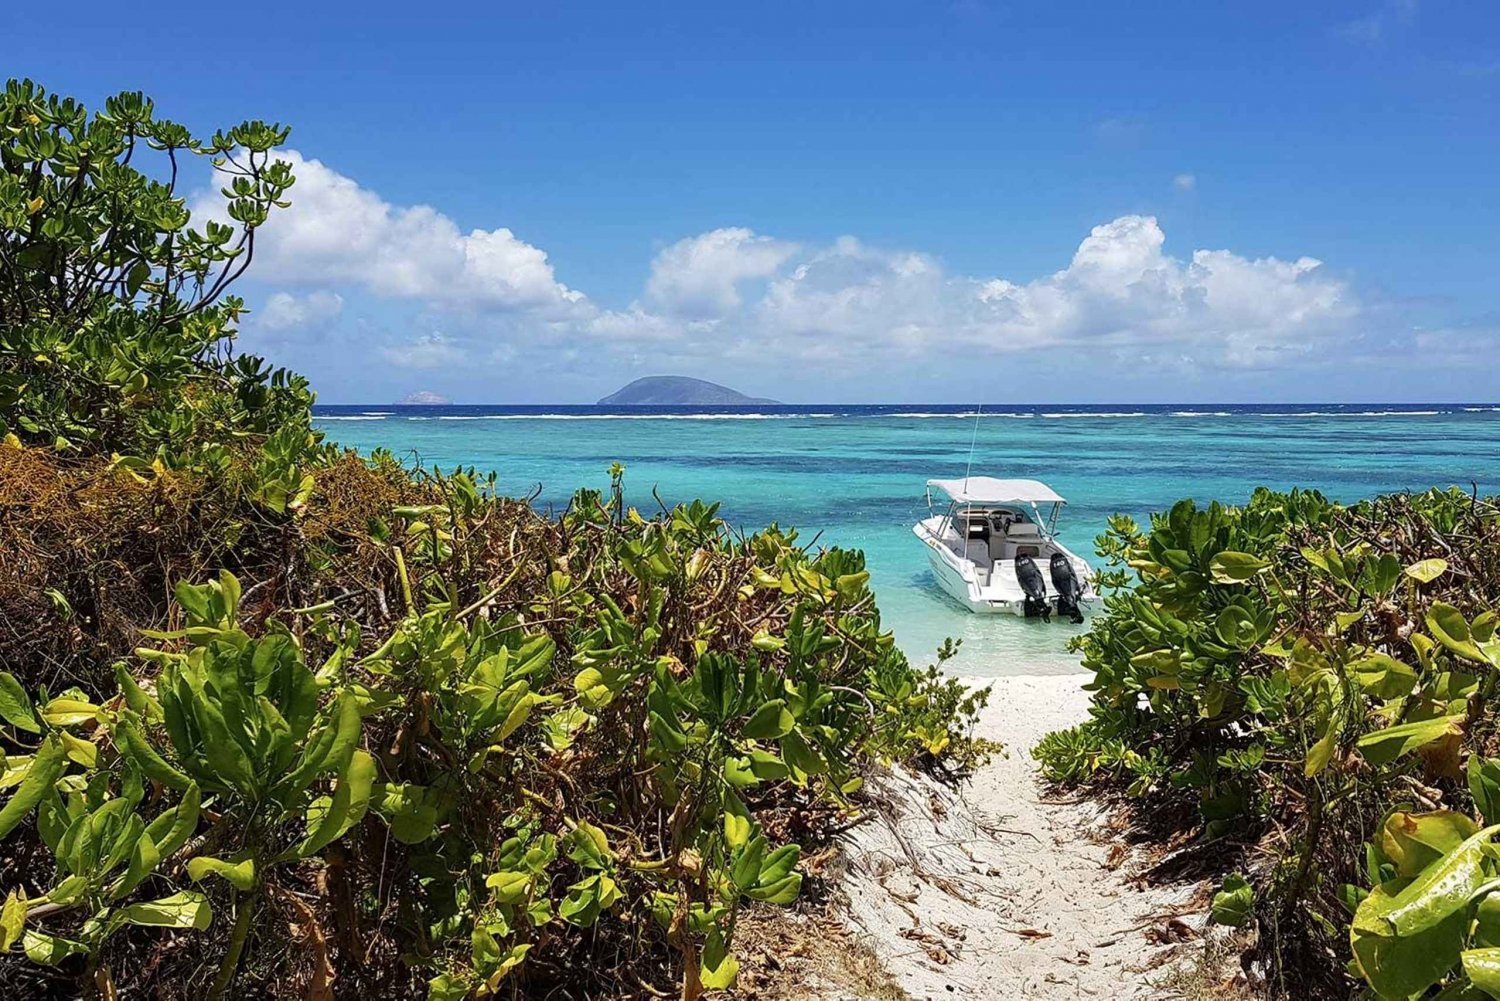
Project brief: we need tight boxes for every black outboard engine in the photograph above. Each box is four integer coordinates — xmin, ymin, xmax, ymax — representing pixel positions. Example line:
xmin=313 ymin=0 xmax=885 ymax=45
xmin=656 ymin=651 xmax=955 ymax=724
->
xmin=1049 ymin=552 xmax=1086 ymax=624
xmin=1014 ymin=554 xmax=1050 ymax=621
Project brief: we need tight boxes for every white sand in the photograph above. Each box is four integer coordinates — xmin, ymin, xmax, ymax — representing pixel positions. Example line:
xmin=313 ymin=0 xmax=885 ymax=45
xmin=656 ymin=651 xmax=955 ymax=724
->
xmin=834 ymin=674 xmax=1210 ymax=999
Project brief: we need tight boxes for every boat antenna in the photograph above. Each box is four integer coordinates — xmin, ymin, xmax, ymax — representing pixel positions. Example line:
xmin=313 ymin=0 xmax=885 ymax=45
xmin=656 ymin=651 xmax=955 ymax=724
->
xmin=963 ymin=402 xmax=982 ymax=492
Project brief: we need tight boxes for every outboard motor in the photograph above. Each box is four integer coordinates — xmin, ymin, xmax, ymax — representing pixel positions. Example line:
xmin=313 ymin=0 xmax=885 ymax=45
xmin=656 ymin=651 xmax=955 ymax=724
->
xmin=1014 ymin=554 xmax=1050 ymax=621
xmin=1049 ymin=552 xmax=1086 ymax=624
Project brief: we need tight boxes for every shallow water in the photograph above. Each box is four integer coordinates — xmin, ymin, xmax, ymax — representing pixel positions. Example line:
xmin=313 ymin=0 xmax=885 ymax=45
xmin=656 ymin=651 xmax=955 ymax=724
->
xmin=314 ymin=403 xmax=1500 ymax=676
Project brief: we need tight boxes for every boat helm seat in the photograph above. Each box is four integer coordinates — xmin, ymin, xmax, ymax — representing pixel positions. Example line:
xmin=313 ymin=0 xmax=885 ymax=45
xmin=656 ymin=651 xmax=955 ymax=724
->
xmin=988 ymin=533 xmax=1008 ymax=562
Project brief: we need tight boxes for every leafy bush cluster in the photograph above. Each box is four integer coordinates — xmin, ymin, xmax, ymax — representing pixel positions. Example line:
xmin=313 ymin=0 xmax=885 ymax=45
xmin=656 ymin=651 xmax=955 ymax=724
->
xmin=0 ymin=81 xmax=987 ymax=998
xmin=1 ymin=77 xmax=320 ymax=469
xmin=1 ymin=468 xmax=985 ymax=998
xmin=1033 ymin=486 xmax=1500 ymax=997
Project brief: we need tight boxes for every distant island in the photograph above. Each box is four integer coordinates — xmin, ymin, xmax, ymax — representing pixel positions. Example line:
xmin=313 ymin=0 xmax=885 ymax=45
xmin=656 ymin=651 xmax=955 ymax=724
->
xmin=399 ymin=390 xmax=451 ymax=405
xmin=598 ymin=376 xmax=779 ymax=406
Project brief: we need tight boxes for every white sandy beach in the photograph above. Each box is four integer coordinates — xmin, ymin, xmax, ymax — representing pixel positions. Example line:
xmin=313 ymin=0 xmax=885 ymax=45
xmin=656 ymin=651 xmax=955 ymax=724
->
xmin=828 ymin=673 xmax=1217 ymax=1000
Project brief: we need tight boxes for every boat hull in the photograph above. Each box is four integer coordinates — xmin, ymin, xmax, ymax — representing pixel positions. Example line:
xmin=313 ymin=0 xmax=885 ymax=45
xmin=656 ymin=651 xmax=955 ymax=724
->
xmin=915 ymin=521 xmax=1095 ymax=617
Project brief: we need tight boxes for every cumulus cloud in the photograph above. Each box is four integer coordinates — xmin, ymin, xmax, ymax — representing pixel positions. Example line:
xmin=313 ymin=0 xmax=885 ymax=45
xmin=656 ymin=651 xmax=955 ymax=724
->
xmin=645 ymin=227 xmax=797 ymax=318
xmin=1173 ymin=173 xmax=1196 ymax=192
xmin=211 ymin=152 xmax=1366 ymax=379
xmin=379 ymin=332 xmax=465 ymax=369
xmin=747 ymin=216 xmax=1353 ymax=369
xmin=194 ymin=152 xmax=588 ymax=318
xmin=255 ymin=290 xmax=344 ymax=332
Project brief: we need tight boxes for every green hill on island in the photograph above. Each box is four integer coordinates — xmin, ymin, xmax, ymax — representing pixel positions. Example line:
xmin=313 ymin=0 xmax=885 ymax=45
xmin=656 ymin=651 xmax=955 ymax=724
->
xmin=597 ymin=375 xmax=780 ymax=405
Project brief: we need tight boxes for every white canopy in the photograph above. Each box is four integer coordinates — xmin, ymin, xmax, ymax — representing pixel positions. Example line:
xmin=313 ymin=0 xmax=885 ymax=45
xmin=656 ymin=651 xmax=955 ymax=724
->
xmin=927 ymin=477 xmax=1066 ymax=505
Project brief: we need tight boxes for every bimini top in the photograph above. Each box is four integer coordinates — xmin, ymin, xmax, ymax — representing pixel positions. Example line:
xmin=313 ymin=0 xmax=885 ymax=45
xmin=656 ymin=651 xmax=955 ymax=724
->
xmin=927 ymin=477 xmax=1066 ymax=505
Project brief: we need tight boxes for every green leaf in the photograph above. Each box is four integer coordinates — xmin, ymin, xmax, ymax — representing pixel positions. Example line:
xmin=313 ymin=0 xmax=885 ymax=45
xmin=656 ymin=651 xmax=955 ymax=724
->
xmin=1305 ymin=721 xmax=1339 ymax=778
xmin=0 ymin=672 xmax=39 ymax=733
xmin=427 ymin=973 xmax=476 ymax=1001
xmin=1406 ymin=558 xmax=1449 ymax=584
xmin=109 ymin=829 xmax=161 ymax=902
xmin=567 ymin=820 xmax=612 ymax=869
xmin=1208 ymin=551 xmax=1270 ymax=584
xmin=1463 ymin=948 xmax=1500 ymax=998
xmin=119 ymin=890 xmax=213 ymax=930
xmin=732 ymin=835 xmax=767 ymax=891
xmin=1357 ymin=714 xmax=1464 ymax=767
xmin=0 ymin=734 xmax=67 ymax=840
xmin=754 ymin=845 xmax=801 ymax=887
xmin=747 ymin=873 xmax=802 ymax=904
xmin=1352 ymin=880 xmax=1468 ymax=1000
xmin=373 ymin=782 xmax=442 ymax=844
xmin=293 ymin=749 xmax=375 ymax=859
xmin=145 ymin=781 xmax=201 ymax=858
xmin=1427 ymin=603 xmax=1493 ymax=665
xmin=486 ymin=870 xmax=532 ymax=905
xmin=724 ymin=813 xmax=752 ymax=849
xmin=115 ymin=713 xmax=192 ymax=791
xmin=22 ymin=929 xmax=85 ymax=965
xmin=187 ymin=855 xmax=257 ymax=891
xmin=1211 ymin=873 xmax=1254 ymax=927
xmin=559 ymin=873 xmax=620 ymax=926
xmin=1476 ymin=894 xmax=1500 ymax=949
xmin=1378 ymin=811 xmax=1480 ymax=878
xmin=39 ymin=696 xmax=96 ymax=727
xmin=1 ymin=890 xmax=25 ymax=951
xmin=700 ymin=932 xmax=740 ymax=989
xmin=59 ymin=732 xmax=97 ymax=768
xmin=1349 ymin=652 xmax=1419 ymax=701
xmin=1371 ymin=823 xmax=1500 ymax=938
xmin=742 ymin=699 xmax=795 ymax=740
xmin=116 ymin=663 xmax=162 ymax=721
xmin=1471 ymin=756 xmax=1500 ymax=825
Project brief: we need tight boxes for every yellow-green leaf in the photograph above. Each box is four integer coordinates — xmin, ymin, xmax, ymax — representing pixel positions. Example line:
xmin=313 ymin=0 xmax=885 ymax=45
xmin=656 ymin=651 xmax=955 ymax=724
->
xmin=1 ymin=890 xmax=25 ymax=951
xmin=39 ymin=696 xmax=96 ymax=727
xmin=1357 ymin=714 xmax=1464 ymax=767
xmin=119 ymin=890 xmax=212 ymax=930
xmin=0 ymin=673 xmax=39 ymax=733
xmin=186 ymin=856 xmax=257 ymax=892
xmin=1465 ymin=947 xmax=1500 ymax=998
xmin=1379 ymin=810 xmax=1480 ymax=877
xmin=1209 ymin=551 xmax=1270 ymax=584
xmin=1405 ymin=558 xmax=1449 ymax=584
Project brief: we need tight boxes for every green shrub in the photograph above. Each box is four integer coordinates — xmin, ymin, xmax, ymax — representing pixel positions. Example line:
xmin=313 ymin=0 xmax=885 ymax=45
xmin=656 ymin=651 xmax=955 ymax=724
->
xmin=0 ymin=463 xmax=987 ymax=998
xmin=0 ymin=78 xmax=988 ymax=999
xmin=1 ymin=78 xmax=320 ymax=472
xmin=1035 ymin=485 xmax=1500 ymax=996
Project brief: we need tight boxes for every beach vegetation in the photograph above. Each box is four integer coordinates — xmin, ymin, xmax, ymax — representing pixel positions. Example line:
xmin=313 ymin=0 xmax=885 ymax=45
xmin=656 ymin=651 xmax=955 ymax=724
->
xmin=1034 ymin=485 xmax=1500 ymax=996
xmin=0 ymin=80 xmax=986 ymax=999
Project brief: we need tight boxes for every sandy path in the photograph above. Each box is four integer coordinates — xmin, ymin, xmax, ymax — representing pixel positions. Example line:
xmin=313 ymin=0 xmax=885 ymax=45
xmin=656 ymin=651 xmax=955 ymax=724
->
xmin=835 ymin=674 xmax=1208 ymax=999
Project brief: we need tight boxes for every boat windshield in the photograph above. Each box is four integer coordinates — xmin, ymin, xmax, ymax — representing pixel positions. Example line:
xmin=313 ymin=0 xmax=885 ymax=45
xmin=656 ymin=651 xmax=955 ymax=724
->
xmin=935 ymin=499 xmax=1062 ymax=541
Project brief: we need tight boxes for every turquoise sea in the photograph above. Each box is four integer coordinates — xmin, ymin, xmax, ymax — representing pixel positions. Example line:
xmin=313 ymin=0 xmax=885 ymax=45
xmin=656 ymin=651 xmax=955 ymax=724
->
xmin=313 ymin=404 xmax=1500 ymax=677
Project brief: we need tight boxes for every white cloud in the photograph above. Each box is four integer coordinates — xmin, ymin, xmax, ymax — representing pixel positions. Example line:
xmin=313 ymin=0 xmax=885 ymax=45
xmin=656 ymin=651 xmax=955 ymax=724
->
xmin=1173 ymin=173 xmax=1196 ymax=192
xmin=746 ymin=216 xmax=1354 ymax=369
xmin=210 ymin=152 xmax=1367 ymax=379
xmin=644 ymin=227 xmax=797 ymax=318
xmin=195 ymin=152 xmax=588 ymax=318
xmin=379 ymin=332 xmax=465 ymax=369
xmin=255 ymin=290 xmax=344 ymax=332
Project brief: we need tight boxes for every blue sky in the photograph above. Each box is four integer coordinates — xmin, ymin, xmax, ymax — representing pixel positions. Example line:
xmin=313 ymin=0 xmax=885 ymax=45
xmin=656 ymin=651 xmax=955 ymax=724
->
xmin=7 ymin=1 xmax=1499 ymax=402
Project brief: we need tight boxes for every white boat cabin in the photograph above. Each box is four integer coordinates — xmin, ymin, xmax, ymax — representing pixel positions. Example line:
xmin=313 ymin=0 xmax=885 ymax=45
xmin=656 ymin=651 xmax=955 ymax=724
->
xmin=914 ymin=477 xmax=1094 ymax=619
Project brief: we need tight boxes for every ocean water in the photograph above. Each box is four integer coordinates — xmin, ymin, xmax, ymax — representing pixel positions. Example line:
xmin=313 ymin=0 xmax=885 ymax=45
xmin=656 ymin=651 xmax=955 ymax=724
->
xmin=313 ymin=404 xmax=1500 ymax=676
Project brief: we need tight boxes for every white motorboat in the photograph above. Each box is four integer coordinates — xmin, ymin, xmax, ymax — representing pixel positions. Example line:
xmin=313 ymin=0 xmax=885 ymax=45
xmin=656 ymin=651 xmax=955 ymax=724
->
xmin=913 ymin=476 xmax=1095 ymax=620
